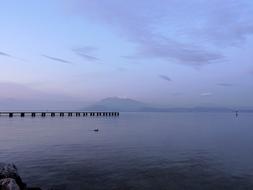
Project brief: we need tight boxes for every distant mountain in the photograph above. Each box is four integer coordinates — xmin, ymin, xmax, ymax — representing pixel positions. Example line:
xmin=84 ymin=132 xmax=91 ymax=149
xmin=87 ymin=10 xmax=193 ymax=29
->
xmin=141 ymin=107 xmax=253 ymax=113
xmin=84 ymin=97 xmax=149 ymax=112
xmin=83 ymin=97 xmax=253 ymax=113
xmin=140 ymin=106 xmax=234 ymax=112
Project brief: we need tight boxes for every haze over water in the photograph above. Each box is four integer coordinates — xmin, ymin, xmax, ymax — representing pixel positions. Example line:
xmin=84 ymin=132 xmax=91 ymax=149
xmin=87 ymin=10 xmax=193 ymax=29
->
xmin=1 ymin=112 xmax=253 ymax=190
xmin=1 ymin=1 xmax=253 ymax=189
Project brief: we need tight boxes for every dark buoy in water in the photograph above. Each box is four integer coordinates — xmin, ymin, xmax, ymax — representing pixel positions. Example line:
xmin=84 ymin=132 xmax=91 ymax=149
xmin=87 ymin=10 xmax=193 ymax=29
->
xmin=235 ymin=111 xmax=239 ymax=117
xmin=94 ymin=128 xmax=99 ymax=132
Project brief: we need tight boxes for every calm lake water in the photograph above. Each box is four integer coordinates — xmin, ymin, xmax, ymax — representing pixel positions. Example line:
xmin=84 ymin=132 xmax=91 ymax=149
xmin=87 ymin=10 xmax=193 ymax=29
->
xmin=0 ymin=112 xmax=253 ymax=190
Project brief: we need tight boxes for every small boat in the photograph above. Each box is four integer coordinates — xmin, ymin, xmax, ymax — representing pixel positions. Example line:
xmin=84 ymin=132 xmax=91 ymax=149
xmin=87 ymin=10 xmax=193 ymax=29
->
xmin=94 ymin=128 xmax=99 ymax=132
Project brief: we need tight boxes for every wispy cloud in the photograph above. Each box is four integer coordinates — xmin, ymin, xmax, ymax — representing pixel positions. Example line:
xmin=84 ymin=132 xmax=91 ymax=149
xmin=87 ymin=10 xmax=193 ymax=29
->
xmin=200 ymin=92 xmax=213 ymax=97
xmin=116 ymin=67 xmax=127 ymax=72
xmin=42 ymin=55 xmax=72 ymax=64
xmin=196 ymin=0 xmax=253 ymax=46
xmin=217 ymin=83 xmax=233 ymax=87
xmin=0 ymin=51 xmax=12 ymax=57
xmin=72 ymin=46 xmax=99 ymax=62
xmin=171 ymin=92 xmax=183 ymax=96
xmin=159 ymin=75 xmax=172 ymax=82
xmin=121 ymin=55 xmax=138 ymax=60
xmin=70 ymin=0 xmax=253 ymax=66
xmin=132 ymin=39 xmax=223 ymax=66
xmin=0 ymin=51 xmax=26 ymax=62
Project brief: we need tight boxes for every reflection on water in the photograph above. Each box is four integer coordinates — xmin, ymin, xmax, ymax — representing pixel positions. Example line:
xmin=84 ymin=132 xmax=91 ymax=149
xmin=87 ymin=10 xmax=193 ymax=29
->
xmin=0 ymin=113 xmax=253 ymax=189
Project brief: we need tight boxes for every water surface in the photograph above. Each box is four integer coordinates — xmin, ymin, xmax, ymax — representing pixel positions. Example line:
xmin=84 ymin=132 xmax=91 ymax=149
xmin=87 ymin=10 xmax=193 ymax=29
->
xmin=0 ymin=112 xmax=253 ymax=189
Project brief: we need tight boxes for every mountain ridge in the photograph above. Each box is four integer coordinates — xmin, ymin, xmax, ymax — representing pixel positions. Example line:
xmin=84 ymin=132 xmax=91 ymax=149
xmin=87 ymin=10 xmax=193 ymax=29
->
xmin=83 ymin=97 xmax=253 ymax=112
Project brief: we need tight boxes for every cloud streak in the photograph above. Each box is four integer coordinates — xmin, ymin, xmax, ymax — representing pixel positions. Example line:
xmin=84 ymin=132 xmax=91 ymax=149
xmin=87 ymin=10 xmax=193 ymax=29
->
xmin=217 ymin=83 xmax=233 ymax=87
xmin=159 ymin=75 xmax=172 ymax=82
xmin=0 ymin=51 xmax=26 ymax=62
xmin=72 ymin=46 xmax=99 ymax=61
xmin=0 ymin=51 xmax=12 ymax=57
xmin=42 ymin=55 xmax=72 ymax=64
xmin=200 ymin=92 xmax=213 ymax=97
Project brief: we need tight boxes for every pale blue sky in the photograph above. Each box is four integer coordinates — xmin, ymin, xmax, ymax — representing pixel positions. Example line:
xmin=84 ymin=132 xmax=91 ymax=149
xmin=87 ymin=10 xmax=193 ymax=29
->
xmin=0 ymin=0 xmax=253 ymax=109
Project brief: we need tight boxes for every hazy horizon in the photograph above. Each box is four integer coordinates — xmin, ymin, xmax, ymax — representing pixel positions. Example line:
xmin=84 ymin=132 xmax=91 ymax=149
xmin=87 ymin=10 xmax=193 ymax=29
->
xmin=1 ymin=0 xmax=253 ymax=109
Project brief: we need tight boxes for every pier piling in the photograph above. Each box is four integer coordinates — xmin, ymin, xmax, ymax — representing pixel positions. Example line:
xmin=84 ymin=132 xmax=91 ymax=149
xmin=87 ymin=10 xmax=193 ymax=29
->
xmin=0 ymin=112 xmax=119 ymax=118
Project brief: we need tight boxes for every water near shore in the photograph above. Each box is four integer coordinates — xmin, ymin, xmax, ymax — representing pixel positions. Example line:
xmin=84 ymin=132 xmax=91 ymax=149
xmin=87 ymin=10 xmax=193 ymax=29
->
xmin=0 ymin=112 xmax=253 ymax=190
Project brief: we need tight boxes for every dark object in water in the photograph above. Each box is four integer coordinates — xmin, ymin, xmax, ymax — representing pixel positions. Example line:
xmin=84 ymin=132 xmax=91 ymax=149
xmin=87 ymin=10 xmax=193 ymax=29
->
xmin=0 ymin=163 xmax=41 ymax=190
xmin=94 ymin=128 xmax=99 ymax=132
xmin=0 ymin=163 xmax=26 ymax=190
xmin=236 ymin=111 xmax=239 ymax=117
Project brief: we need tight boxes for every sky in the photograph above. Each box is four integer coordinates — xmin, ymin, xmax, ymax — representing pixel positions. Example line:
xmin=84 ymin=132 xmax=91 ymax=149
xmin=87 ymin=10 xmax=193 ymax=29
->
xmin=0 ymin=0 xmax=253 ymax=109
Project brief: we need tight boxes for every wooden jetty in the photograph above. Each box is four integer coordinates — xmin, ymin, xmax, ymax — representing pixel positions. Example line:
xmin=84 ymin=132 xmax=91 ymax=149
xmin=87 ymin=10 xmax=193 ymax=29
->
xmin=0 ymin=112 xmax=119 ymax=118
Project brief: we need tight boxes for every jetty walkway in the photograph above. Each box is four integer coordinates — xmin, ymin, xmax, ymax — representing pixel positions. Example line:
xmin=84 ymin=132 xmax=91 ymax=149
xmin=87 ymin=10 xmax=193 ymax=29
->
xmin=0 ymin=111 xmax=119 ymax=118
